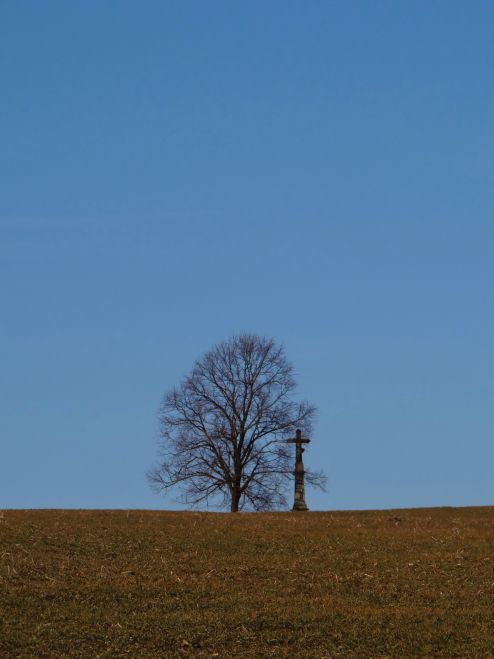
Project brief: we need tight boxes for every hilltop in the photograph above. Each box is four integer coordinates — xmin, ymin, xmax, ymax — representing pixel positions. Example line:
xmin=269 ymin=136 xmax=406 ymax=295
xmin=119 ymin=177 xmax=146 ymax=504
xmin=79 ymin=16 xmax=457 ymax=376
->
xmin=1 ymin=507 xmax=493 ymax=657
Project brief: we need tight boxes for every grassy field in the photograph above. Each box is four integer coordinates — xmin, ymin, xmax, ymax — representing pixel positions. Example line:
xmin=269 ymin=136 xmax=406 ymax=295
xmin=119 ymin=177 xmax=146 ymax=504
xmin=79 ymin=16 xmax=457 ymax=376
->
xmin=1 ymin=507 xmax=493 ymax=657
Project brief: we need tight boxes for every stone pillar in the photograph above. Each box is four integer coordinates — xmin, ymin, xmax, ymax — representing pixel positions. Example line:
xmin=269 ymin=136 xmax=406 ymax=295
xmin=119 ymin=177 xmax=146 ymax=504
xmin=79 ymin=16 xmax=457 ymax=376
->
xmin=289 ymin=429 xmax=310 ymax=511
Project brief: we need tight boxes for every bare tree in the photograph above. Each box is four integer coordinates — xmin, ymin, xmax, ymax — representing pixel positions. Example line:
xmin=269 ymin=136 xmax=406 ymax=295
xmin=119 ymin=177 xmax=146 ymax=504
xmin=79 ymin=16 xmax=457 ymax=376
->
xmin=148 ymin=334 xmax=326 ymax=512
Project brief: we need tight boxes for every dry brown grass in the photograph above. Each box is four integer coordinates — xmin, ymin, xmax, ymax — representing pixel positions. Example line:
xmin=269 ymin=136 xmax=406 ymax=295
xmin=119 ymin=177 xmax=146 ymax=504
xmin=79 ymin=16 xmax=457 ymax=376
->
xmin=1 ymin=507 xmax=493 ymax=657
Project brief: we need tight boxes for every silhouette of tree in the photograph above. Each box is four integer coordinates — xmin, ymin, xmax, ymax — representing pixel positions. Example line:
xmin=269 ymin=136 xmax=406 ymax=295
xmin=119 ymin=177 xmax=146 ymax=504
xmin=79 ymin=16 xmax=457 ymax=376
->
xmin=148 ymin=334 xmax=325 ymax=511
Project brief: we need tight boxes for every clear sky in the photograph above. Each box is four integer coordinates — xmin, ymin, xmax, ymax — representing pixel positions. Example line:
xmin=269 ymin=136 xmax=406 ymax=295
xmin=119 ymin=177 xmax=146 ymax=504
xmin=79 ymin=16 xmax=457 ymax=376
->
xmin=1 ymin=1 xmax=493 ymax=511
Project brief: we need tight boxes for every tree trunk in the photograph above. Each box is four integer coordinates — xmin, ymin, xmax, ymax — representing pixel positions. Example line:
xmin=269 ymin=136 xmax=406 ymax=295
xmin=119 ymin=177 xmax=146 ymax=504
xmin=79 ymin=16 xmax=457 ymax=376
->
xmin=230 ymin=487 xmax=241 ymax=512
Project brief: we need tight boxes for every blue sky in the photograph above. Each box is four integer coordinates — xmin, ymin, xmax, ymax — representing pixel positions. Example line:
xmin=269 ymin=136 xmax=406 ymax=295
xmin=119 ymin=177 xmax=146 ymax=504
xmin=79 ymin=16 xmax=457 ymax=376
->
xmin=1 ymin=1 xmax=493 ymax=510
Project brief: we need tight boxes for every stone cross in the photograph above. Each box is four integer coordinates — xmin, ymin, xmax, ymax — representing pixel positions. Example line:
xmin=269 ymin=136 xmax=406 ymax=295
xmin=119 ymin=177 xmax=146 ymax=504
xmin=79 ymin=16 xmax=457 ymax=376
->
xmin=287 ymin=429 xmax=311 ymax=511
